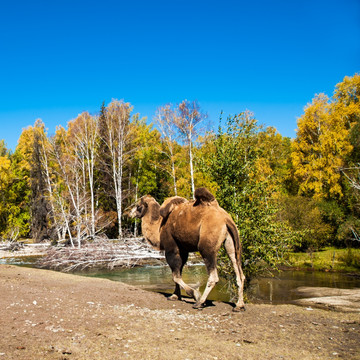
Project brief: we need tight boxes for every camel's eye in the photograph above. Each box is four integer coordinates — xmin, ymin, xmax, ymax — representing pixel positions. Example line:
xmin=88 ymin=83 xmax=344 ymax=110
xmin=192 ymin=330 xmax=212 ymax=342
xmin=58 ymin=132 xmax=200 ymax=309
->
xmin=136 ymin=204 xmax=145 ymax=215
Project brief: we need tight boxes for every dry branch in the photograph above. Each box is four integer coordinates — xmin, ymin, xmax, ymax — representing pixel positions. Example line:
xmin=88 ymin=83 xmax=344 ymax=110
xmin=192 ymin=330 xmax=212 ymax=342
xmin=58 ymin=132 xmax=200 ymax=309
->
xmin=37 ymin=237 xmax=165 ymax=272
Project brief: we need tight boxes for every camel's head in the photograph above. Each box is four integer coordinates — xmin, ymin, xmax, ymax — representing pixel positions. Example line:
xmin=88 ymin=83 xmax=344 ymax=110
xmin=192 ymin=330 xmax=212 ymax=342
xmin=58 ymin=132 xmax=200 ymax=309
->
xmin=129 ymin=196 xmax=149 ymax=218
xmin=129 ymin=195 xmax=160 ymax=221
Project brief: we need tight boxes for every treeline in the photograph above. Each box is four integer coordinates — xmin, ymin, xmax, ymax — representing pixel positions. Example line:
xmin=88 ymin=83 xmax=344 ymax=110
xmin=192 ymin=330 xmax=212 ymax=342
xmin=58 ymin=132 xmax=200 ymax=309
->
xmin=0 ymin=75 xmax=359 ymax=261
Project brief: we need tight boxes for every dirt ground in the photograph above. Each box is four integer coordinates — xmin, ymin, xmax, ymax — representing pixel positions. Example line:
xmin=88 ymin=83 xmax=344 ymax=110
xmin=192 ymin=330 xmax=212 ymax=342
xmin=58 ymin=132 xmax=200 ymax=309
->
xmin=1 ymin=265 xmax=359 ymax=360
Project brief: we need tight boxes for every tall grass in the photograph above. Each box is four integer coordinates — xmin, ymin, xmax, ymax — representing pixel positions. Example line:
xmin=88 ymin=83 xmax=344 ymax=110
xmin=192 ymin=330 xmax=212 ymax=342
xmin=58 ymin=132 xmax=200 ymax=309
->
xmin=284 ymin=248 xmax=360 ymax=273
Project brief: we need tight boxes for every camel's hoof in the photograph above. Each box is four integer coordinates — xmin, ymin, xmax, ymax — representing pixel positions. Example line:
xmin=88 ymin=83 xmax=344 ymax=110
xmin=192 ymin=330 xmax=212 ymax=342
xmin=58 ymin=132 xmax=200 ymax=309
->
xmin=193 ymin=302 xmax=205 ymax=310
xmin=167 ymin=294 xmax=180 ymax=301
xmin=232 ymin=306 xmax=246 ymax=312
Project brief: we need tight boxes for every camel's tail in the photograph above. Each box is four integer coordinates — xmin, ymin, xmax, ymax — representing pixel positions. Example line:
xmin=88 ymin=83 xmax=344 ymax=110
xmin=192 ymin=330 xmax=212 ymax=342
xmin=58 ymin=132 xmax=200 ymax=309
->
xmin=225 ymin=218 xmax=242 ymax=267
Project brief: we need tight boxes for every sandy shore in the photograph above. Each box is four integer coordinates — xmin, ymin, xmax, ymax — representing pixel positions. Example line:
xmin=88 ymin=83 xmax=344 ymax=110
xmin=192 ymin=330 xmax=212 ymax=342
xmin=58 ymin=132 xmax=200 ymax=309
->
xmin=1 ymin=264 xmax=360 ymax=359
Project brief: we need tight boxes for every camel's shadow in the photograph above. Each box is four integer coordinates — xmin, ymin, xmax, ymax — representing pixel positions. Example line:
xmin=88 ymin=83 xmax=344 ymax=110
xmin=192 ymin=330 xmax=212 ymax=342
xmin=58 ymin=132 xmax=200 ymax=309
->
xmin=159 ymin=292 xmax=236 ymax=310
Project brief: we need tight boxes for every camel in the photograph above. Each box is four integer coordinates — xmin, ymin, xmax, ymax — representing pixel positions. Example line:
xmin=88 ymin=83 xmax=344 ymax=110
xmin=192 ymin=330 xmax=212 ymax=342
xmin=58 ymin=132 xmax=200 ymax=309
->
xmin=130 ymin=187 xmax=246 ymax=311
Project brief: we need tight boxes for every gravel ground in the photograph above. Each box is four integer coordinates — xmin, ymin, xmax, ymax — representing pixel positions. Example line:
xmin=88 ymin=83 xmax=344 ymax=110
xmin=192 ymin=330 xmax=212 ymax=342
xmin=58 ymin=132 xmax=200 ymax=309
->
xmin=1 ymin=265 xmax=360 ymax=359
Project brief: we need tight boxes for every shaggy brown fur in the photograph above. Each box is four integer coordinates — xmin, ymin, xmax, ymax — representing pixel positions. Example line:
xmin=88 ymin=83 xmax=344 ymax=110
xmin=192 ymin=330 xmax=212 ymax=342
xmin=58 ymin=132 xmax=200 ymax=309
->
xmin=193 ymin=187 xmax=216 ymax=205
xmin=130 ymin=188 xmax=245 ymax=311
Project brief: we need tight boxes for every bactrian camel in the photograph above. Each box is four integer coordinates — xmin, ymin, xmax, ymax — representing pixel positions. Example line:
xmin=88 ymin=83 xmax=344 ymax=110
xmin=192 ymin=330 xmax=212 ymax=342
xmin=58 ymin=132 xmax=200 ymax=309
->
xmin=130 ymin=187 xmax=246 ymax=311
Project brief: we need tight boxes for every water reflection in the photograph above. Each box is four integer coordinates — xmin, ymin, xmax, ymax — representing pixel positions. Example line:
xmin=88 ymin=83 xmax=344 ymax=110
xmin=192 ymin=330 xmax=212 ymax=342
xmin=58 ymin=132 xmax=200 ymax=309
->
xmin=248 ymin=271 xmax=360 ymax=304
xmin=77 ymin=264 xmax=232 ymax=302
xmin=0 ymin=255 xmax=43 ymax=267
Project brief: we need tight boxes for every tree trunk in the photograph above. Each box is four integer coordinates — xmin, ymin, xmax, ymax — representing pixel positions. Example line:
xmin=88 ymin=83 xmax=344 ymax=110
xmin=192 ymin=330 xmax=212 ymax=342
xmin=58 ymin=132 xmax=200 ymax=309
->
xmin=189 ymin=135 xmax=195 ymax=199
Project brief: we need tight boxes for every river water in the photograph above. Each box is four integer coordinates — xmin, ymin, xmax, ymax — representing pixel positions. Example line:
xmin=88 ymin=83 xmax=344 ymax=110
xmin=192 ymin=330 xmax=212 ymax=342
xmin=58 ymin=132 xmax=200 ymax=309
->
xmin=75 ymin=264 xmax=360 ymax=305
xmin=2 ymin=256 xmax=360 ymax=305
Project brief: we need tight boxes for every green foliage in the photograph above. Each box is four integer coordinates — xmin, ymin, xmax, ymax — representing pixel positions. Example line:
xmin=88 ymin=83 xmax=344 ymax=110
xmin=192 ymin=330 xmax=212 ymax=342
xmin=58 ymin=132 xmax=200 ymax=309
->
xmin=1 ymin=75 xmax=359 ymax=268
xmin=279 ymin=196 xmax=333 ymax=251
xmin=202 ymin=113 xmax=298 ymax=283
xmin=30 ymin=120 xmax=50 ymax=242
xmin=338 ymin=248 xmax=360 ymax=270
xmin=336 ymin=216 xmax=360 ymax=246
xmin=286 ymin=247 xmax=360 ymax=272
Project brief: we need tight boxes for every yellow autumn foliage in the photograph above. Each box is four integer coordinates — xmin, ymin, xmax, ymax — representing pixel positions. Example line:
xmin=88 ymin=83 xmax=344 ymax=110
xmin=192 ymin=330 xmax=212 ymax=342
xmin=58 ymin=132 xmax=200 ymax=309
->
xmin=0 ymin=156 xmax=11 ymax=191
xmin=292 ymin=89 xmax=354 ymax=199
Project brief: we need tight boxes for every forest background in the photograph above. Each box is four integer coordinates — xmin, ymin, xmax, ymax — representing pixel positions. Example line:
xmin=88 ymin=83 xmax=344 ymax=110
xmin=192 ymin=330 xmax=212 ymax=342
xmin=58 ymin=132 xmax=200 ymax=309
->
xmin=0 ymin=74 xmax=359 ymax=277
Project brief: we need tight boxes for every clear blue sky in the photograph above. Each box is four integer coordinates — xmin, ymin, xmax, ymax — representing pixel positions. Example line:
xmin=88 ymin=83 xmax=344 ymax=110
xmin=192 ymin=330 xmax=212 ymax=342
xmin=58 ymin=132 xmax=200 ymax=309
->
xmin=0 ymin=0 xmax=359 ymax=150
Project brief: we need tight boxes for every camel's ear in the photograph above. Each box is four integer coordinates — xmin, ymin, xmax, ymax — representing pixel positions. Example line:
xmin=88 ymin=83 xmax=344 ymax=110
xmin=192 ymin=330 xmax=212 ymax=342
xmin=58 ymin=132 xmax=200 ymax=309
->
xmin=160 ymin=196 xmax=188 ymax=219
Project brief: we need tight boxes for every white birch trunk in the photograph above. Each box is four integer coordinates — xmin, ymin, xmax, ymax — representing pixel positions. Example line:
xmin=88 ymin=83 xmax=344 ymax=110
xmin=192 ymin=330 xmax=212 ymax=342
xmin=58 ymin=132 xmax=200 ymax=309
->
xmin=39 ymin=140 xmax=62 ymax=242
xmin=188 ymin=132 xmax=195 ymax=199
xmin=101 ymin=100 xmax=134 ymax=239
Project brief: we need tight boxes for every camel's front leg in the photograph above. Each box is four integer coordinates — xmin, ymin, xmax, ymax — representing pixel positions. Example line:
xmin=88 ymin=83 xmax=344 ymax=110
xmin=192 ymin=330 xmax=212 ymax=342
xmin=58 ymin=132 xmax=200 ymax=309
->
xmin=168 ymin=283 xmax=181 ymax=301
xmin=165 ymin=250 xmax=200 ymax=302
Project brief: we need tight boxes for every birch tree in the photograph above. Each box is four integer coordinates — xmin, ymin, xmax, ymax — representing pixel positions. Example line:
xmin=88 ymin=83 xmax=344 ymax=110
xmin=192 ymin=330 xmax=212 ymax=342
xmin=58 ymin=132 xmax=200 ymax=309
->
xmin=154 ymin=104 xmax=179 ymax=196
xmin=36 ymin=127 xmax=63 ymax=242
xmin=67 ymin=112 xmax=99 ymax=238
xmin=33 ymin=127 xmax=77 ymax=245
xmin=53 ymin=126 xmax=86 ymax=247
xmin=175 ymin=100 xmax=206 ymax=198
xmin=100 ymin=100 xmax=134 ymax=238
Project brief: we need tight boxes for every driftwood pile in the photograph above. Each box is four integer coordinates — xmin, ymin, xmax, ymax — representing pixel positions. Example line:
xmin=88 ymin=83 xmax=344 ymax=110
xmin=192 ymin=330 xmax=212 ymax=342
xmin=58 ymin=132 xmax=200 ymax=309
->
xmin=37 ymin=238 xmax=166 ymax=272
xmin=0 ymin=241 xmax=50 ymax=258
xmin=0 ymin=241 xmax=25 ymax=252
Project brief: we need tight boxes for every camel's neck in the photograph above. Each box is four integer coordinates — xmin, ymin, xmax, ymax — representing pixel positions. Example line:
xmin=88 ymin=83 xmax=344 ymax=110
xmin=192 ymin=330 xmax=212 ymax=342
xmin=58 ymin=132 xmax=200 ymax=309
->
xmin=141 ymin=210 xmax=162 ymax=250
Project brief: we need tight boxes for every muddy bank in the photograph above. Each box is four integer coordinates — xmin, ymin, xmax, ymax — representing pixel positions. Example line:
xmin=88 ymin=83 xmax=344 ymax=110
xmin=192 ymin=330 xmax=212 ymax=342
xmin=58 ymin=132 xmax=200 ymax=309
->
xmin=293 ymin=287 xmax=360 ymax=312
xmin=1 ymin=265 xmax=360 ymax=359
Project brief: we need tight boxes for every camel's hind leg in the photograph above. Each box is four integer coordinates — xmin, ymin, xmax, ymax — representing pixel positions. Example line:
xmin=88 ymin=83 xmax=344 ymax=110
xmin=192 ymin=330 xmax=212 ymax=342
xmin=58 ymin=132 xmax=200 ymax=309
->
xmin=165 ymin=250 xmax=200 ymax=302
xmin=224 ymin=236 xmax=246 ymax=311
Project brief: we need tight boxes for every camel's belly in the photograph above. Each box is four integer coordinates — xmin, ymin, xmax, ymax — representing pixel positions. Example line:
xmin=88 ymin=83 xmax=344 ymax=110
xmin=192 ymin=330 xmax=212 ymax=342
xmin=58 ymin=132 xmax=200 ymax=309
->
xmin=172 ymin=226 xmax=200 ymax=252
xmin=176 ymin=239 xmax=198 ymax=252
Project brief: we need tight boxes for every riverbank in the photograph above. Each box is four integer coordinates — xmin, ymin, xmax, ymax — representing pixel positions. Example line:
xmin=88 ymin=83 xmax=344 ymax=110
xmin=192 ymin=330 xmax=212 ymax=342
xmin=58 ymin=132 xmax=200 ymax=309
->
xmin=2 ymin=242 xmax=359 ymax=273
xmin=1 ymin=265 xmax=360 ymax=360
xmin=0 ymin=242 xmax=49 ymax=259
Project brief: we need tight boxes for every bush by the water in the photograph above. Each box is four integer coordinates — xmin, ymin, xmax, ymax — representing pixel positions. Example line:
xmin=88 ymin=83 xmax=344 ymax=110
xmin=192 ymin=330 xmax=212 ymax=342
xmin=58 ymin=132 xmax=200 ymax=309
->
xmin=338 ymin=248 xmax=360 ymax=270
